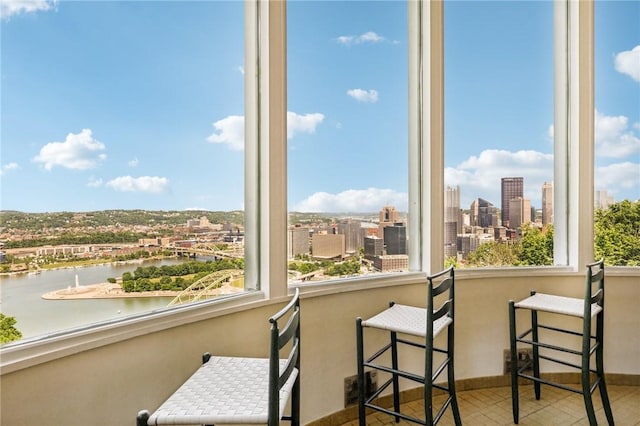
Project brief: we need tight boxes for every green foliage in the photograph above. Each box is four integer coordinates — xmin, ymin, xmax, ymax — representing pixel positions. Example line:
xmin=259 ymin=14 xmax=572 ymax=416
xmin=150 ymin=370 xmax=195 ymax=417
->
xmin=288 ymin=261 xmax=321 ymax=275
xmin=324 ymin=260 xmax=361 ymax=276
xmin=122 ymin=259 xmax=244 ymax=293
xmin=444 ymin=256 xmax=460 ymax=269
xmin=0 ymin=314 xmax=22 ymax=344
xmin=595 ymin=200 xmax=640 ymax=266
xmin=467 ymin=241 xmax=519 ymax=267
xmin=518 ymin=224 xmax=553 ymax=266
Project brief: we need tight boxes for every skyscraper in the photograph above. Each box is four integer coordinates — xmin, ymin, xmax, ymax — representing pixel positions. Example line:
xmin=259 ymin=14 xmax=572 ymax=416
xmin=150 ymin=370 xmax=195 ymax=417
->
xmin=501 ymin=177 xmax=524 ymax=228
xmin=508 ymin=197 xmax=532 ymax=230
xmin=337 ymin=220 xmax=362 ymax=254
xmin=542 ymin=182 xmax=553 ymax=226
xmin=470 ymin=197 xmax=500 ymax=228
xmin=444 ymin=186 xmax=461 ymax=258
xmin=383 ymin=223 xmax=407 ymax=255
xmin=378 ymin=206 xmax=399 ymax=238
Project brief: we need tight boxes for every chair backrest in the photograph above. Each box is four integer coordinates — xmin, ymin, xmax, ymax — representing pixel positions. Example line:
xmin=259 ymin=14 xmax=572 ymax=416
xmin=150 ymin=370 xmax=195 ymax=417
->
xmin=585 ymin=258 xmax=605 ymax=315
xmin=268 ymin=288 xmax=301 ymax=422
xmin=426 ymin=266 xmax=455 ymax=337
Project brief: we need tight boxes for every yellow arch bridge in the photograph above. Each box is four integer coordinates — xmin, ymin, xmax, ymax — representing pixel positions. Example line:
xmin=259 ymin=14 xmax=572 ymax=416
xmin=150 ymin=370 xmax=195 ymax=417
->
xmin=168 ymin=269 xmax=244 ymax=306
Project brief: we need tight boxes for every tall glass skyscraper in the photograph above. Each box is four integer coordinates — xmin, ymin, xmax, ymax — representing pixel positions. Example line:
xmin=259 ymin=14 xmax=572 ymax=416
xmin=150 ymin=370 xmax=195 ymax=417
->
xmin=501 ymin=177 xmax=524 ymax=228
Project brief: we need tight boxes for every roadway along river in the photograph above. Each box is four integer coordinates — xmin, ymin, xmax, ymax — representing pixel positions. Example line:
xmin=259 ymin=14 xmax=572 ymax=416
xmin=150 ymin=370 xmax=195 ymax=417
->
xmin=0 ymin=259 xmax=185 ymax=340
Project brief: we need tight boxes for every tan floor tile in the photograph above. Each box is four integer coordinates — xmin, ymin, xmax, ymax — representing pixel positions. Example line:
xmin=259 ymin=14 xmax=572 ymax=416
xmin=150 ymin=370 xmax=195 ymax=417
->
xmin=348 ymin=385 xmax=637 ymax=425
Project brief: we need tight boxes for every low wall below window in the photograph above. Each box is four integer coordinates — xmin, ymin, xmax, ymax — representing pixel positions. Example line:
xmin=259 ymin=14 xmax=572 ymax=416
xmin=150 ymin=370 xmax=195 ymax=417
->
xmin=1 ymin=272 xmax=638 ymax=425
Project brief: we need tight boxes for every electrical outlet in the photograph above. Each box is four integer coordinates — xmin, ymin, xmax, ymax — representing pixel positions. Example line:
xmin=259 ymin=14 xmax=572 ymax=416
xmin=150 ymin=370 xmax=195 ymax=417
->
xmin=344 ymin=371 xmax=378 ymax=407
xmin=503 ymin=348 xmax=534 ymax=375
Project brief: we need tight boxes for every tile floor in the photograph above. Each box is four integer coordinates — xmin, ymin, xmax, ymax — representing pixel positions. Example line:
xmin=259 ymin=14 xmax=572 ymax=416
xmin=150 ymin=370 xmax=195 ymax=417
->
xmin=342 ymin=385 xmax=639 ymax=425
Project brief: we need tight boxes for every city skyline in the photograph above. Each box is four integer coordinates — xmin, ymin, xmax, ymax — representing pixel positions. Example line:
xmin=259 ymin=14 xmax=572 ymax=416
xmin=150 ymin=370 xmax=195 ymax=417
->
xmin=1 ymin=1 xmax=638 ymax=214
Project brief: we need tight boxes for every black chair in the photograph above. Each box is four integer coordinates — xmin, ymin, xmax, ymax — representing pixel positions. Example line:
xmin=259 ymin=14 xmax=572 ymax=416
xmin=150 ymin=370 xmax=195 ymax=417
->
xmin=508 ymin=259 xmax=614 ymax=425
xmin=356 ymin=266 xmax=462 ymax=425
xmin=137 ymin=288 xmax=300 ymax=426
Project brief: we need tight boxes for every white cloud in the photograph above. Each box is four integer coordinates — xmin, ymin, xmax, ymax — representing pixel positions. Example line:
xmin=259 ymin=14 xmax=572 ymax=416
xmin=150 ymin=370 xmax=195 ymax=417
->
xmin=207 ymin=111 xmax=324 ymax=151
xmin=336 ymin=31 xmax=385 ymax=46
xmin=1 ymin=0 xmax=55 ymax=20
xmin=445 ymin=149 xmax=554 ymax=208
xmin=207 ymin=115 xmax=245 ymax=150
xmin=347 ymin=89 xmax=379 ymax=103
xmin=294 ymin=187 xmax=408 ymax=213
xmin=287 ymin=111 xmax=324 ymax=139
xmin=595 ymin=110 xmax=640 ymax=158
xmin=237 ymin=65 xmax=244 ymax=75
xmin=0 ymin=162 xmax=19 ymax=176
xmin=33 ymin=129 xmax=107 ymax=171
xmin=595 ymin=162 xmax=640 ymax=194
xmin=614 ymin=45 xmax=640 ymax=82
xmin=128 ymin=158 xmax=139 ymax=167
xmin=86 ymin=177 xmax=103 ymax=188
xmin=104 ymin=176 xmax=169 ymax=193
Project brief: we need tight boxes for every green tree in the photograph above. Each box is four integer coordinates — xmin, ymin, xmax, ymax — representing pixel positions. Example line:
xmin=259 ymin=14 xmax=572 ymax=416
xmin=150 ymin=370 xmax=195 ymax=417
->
xmin=467 ymin=241 xmax=518 ymax=267
xmin=518 ymin=223 xmax=553 ymax=266
xmin=444 ymin=256 xmax=460 ymax=269
xmin=594 ymin=200 xmax=640 ymax=266
xmin=0 ymin=313 xmax=22 ymax=344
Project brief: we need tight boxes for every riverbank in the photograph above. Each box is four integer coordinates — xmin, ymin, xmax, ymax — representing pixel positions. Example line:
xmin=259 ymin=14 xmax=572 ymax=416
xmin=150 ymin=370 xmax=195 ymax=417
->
xmin=41 ymin=282 xmax=180 ymax=300
xmin=1 ymin=257 xmax=164 ymax=277
xmin=41 ymin=282 xmax=245 ymax=300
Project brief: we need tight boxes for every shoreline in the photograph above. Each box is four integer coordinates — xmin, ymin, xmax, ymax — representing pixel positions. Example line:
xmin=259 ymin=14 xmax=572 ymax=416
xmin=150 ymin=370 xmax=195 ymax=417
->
xmin=1 ymin=257 xmax=167 ymax=277
xmin=41 ymin=282 xmax=181 ymax=300
xmin=41 ymin=281 xmax=245 ymax=300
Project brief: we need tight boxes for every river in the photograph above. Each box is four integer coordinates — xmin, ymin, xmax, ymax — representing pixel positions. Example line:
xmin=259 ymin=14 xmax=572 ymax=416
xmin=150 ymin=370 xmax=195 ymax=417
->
xmin=0 ymin=259 xmax=185 ymax=340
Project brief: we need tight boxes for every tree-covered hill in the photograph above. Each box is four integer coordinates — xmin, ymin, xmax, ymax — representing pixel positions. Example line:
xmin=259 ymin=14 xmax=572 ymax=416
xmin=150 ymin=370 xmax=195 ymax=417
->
xmin=0 ymin=209 xmax=245 ymax=231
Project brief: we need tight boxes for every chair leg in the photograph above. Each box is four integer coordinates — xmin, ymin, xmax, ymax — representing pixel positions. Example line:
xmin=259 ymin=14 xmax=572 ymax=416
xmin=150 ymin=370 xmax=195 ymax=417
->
xmin=582 ymin=371 xmax=597 ymax=426
xmin=424 ymin=333 xmax=434 ymax=425
xmin=596 ymin=314 xmax=615 ymax=425
xmin=356 ymin=318 xmax=367 ymax=426
xmin=530 ymin=309 xmax=541 ymax=400
xmin=508 ymin=301 xmax=519 ymax=424
xmin=581 ymin=315 xmax=598 ymax=426
xmin=447 ymin=330 xmax=462 ymax=426
xmin=136 ymin=410 xmax=149 ymax=426
xmin=390 ymin=331 xmax=401 ymax=423
xmin=292 ymin=375 xmax=301 ymax=426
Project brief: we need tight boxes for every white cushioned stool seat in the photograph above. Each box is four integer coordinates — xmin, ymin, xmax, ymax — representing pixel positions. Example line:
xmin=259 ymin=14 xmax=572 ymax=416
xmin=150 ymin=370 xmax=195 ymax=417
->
xmin=514 ymin=293 xmax=602 ymax=318
xmin=362 ymin=303 xmax=452 ymax=338
xmin=148 ymin=356 xmax=298 ymax=425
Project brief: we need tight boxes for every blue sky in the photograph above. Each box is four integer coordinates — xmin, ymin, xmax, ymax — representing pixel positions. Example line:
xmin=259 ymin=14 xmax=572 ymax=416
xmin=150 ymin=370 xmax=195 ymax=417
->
xmin=1 ymin=1 xmax=638 ymax=214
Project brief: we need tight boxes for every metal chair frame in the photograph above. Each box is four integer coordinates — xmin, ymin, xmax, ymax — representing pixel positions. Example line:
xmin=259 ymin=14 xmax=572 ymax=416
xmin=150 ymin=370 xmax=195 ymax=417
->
xmin=356 ymin=267 xmax=462 ymax=425
xmin=508 ymin=259 xmax=614 ymax=425
xmin=137 ymin=288 xmax=300 ymax=426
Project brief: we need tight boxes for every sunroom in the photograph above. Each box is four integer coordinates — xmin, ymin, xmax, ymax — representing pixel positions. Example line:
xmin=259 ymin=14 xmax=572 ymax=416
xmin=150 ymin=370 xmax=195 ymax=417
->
xmin=1 ymin=1 xmax=638 ymax=425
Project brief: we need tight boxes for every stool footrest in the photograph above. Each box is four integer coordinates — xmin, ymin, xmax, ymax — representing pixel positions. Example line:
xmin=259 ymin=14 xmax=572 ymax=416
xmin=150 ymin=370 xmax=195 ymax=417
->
xmin=364 ymin=402 xmax=427 ymax=425
xmin=517 ymin=372 xmax=602 ymax=396
xmin=363 ymin=361 xmax=427 ymax=384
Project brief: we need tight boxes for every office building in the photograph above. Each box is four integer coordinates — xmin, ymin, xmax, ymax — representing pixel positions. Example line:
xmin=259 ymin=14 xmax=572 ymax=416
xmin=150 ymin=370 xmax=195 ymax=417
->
xmin=542 ymin=182 xmax=553 ymax=225
xmin=383 ymin=223 xmax=407 ymax=255
xmin=501 ymin=177 xmax=524 ymax=228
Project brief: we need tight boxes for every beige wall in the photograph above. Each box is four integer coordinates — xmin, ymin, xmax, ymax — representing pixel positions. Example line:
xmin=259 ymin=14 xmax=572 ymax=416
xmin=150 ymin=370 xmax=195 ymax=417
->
xmin=1 ymin=273 xmax=638 ymax=425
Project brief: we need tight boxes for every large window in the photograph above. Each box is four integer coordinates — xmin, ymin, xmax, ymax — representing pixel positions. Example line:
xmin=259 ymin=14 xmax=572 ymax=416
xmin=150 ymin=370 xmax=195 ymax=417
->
xmin=593 ymin=1 xmax=640 ymax=266
xmin=444 ymin=1 xmax=555 ymax=268
xmin=286 ymin=1 xmax=409 ymax=283
xmin=0 ymin=1 xmax=245 ymax=340
xmin=2 ymin=0 xmax=630 ymax=348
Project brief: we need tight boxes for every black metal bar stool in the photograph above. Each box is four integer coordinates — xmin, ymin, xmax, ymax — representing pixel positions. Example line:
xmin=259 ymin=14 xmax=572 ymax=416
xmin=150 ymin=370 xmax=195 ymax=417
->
xmin=508 ymin=259 xmax=614 ymax=425
xmin=356 ymin=266 xmax=462 ymax=425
